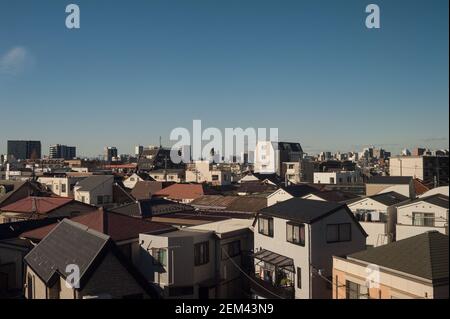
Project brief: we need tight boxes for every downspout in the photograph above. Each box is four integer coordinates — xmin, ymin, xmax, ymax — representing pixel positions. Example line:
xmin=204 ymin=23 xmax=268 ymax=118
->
xmin=308 ymin=224 xmax=312 ymax=300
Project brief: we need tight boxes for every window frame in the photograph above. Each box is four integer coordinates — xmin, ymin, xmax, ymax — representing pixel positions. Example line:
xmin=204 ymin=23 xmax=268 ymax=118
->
xmin=258 ymin=216 xmax=274 ymax=237
xmin=326 ymin=223 xmax=352 ymax=243
xmin=194 ymin=241 xmax=210 ymax=266
xmin=286 ymin=222 xmax=305 ymax=246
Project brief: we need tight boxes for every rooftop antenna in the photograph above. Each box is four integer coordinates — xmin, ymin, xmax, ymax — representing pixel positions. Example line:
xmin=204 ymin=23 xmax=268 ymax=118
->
xmin=159 ymin=136 xmax=162 ymax=149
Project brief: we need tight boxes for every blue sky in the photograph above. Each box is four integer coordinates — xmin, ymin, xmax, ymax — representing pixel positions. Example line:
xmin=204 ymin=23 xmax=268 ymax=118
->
xmin=0 ymin=0 xmax=448 ymax=157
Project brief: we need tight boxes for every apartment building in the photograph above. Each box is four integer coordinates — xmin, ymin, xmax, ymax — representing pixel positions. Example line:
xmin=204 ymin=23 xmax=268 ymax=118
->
xmin=37 ymin=176 xmax=86 ymax=198
xmin=185 ymin=161 xmax=232 ymax=186
xmin=314 ymin=171 xmax=360 ymax=185
xmin=254 ymin=142 xmax=303 ymax=176
xmin=389 ymin=155 xmax=449 ymax=186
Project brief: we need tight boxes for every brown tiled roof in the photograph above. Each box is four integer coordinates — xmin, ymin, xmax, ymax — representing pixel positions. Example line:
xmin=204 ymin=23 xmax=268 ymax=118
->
xmin=226 ymin=196 xmax=267 ymax=213
xmin=21 ymin=208 xmax=175 ymax=242
xmin=131 ymin=181 xmax=164 ymax=200
xmin=0 ymin=196 xmax=74 ymax=215
xmin=154 ymin=183 xmax=204 ymax=200
xmin=413 ymin=178 xmax=430 ymax=196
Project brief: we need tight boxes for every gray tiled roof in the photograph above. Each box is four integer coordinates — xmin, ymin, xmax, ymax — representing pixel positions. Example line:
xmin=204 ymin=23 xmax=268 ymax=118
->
xmin=259 ymin=198 xmax=344 ymax=224
xmin=75 ymin=175 xmax=113 ymax=191
xmin=349 ymin=231 xmax=449 ymax=281
xmin=24 ymin=219 xmax=110 ymax=284
xmin=398 ymin=194 xmax=449 ymax=209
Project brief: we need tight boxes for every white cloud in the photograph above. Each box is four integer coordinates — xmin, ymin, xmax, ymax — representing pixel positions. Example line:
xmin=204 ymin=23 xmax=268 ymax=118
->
xmin=0 ymin=46 xmax=31 ymax=75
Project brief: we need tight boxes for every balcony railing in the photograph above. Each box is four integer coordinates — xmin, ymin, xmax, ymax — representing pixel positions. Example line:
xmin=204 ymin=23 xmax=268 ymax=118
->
xmin=249 ymin=273 xmax=295 ymax=299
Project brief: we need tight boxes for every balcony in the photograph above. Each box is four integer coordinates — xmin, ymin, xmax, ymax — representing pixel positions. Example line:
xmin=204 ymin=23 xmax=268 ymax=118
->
xmin=249 ymin=249 xmax=296 ymax=299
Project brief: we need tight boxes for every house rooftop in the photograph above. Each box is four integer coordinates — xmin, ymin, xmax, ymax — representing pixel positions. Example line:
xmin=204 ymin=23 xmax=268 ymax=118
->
xmin=259 ymin=198 xmax=345 ymax=224
xmin=348 ymin=231 xmax=449 ymax=281
xmin=21 ymin=208 xmax=176 ymax=242
xmin=154 ymin=183 xmax=204 ymax=200
xmin=0 ymin=196 xmax=74 ymax=215
xmin=397 ymin=194 xmax=449 ymax=209
xmin=75 ymin=175 xmax=114 ymax=191
xmin=188 ymin=218 xmax=253 ymax=235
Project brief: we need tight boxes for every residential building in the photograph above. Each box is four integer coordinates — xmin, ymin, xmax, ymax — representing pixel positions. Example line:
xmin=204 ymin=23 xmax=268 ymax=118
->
xmin=281 ymin=159 xmax=315 ymax=184
xmin=138 ymin=219 xmax=253 ymax=299
xmin=395 ymin=194 xmax=449 ymax=241
xmin=254 ymin=142 xmax=303 ymax=176
xmin=122 ymin=172 xmax=152 ymax=189
xmin=149 ymin=169 xmax=185 ymax=183
xmin=37 ymin=176 xmax=86 ymax=197
xmin=0 ymin=196 xmax=94 ymax=223
xmin=301 ymin=190 xmax=358 ymax=203
xmin=389 ymin=155 xmax=449 ymax=187
xmin=73 ymin=175 xmax=114 ymax=206
xmin=252 ymin=198 xmax=367 ymax=299
xmin=314 ymin=171 xmax=360 ymax=185
xmin=185 ymin=161 xmax=232 ymax=186
xmin=365 ymin=176 xmax=415 ymax=198
xmin=7 ymin=140 xmax=41 ymax=161
xmin=24 ymin=219 xmax=159 ymax=299
xmin=0 ymin=181 xmax=50 ymax=208
xmin=333 ymin=232 xmax=449 ymax=299
xmin=49 ymin=144 xmax=76 ymax=160
xmin=346 ymin=191 xmax=409 ymax=247
xmin=130 ymin=181 xmax=166 ymax=200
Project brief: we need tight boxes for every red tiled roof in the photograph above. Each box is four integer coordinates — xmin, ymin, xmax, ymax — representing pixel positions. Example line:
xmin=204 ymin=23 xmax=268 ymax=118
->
xmin=0 ymin=196 xmax=74 ymax=215
xmin=413 ymin=178 xmax=430 ymax=196
xmin=21 ymin=208 xmax=175 ymax=242
xmin=154 ymin=184 xmax=204 ymax=200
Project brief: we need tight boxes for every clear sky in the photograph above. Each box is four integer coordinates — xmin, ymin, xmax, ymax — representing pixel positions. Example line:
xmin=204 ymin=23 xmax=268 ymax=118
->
xmin=0 ymin=0 xmax=448 ymax=157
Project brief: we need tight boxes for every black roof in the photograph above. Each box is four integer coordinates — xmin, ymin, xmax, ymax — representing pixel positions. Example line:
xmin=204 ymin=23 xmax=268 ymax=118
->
xmin=24 ymin=219 xmax=160 ymax=297
xmin=111 ymin=198 xmax=194 ymax=218
xmin=277 ymin=142 xmax=303 ymax=153
xmin=367 ymin=176 xmax=412 ymax=185
xmin=259 ymin=198 xmax=345 ymax=224
xmin=24 ymin=219 xmax=110 ymax=285
xmin=349 ymin=231 xmax=449 ymax=282
xmin=399 ymin=194 xmax=449 ymax=209
xmin=0 ymin=218 xmax=60 ymax=240
xmin=369 ymin=191 xmax=409 ymax=206
xmin=282 ymin=184 xmax=322 ymax=198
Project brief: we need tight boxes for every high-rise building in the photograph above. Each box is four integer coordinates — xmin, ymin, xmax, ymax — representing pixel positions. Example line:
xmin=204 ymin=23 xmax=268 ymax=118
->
xmin=104 ymin=146 xmax=118 ymax=162
xmin=49 ymin=144 xmax=76 ymax=159
xmin=135 ymin=145 xmax=144 ymax=157
xmin=7 ymin=140 xmax=41 ymax=160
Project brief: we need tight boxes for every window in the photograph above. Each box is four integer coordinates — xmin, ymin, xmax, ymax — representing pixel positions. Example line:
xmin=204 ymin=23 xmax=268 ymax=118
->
xmin=286 ymin=222 xmax=305 ymax=246
xmin=288 ymin=164 xmax=294 ymax=169
xmin=345 ymin=280 xmax=368 ymax=299
xmin=212 ymin=175 xmax=219 ymax=181
xmin=412 ymin=212 xmax=435 ymax=227
xmin=81 ymin=196 xmax=85 ymax=203
xmin=326 ymin=223 xmax=351 ymax=243
xmin=258 ymin=217 xmax=274 ymax=237
xmin=194 ymin=242 xmax=209 ymax=266
xmin=151 ymin=248 xmax=167 ymax=266
xmin=61 ymin=184 xmax=66 ymax=193
xmin=97 ymin=195 xmax=104 ymax=204
xmin=221 ymin=240 xmax=241 ymax=260
xmin=130 ymin=177 xmax=135 ymax=181
xmin=330 ymin=177 xmax=335 ymax=184
xmin=297 ymin=267 xmax=302 ymax=289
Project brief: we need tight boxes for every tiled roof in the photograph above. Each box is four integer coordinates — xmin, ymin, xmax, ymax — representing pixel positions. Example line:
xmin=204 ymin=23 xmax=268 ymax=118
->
xmin=312 ymin=190 xmax=359 ymax=203
xmin=0 ymin=196 xmax=74 ymax=215
xmin=398 ymin=194 xmax=449 ymax=209
xmin=111 ymin=198 xmax=194 ymax=218
xmin=75 ymin=175 xmax=113 ymax=191
xmin=21 ymin=208 xmax=175 ymax=242
xmin=154 ymin=183 xmax=204 ymax=200
xmin=259 ymin=198 xmax=345 ymax=224
xmin=349 ymin=231 xmax=449 ymax=281
xmin=130 ymin=181 xmax=164 ymax=200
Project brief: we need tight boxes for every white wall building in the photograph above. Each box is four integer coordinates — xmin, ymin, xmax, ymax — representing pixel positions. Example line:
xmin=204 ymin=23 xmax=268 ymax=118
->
xmin=252 ymin=198 xmax=367 ymax=299
xmin=314 ymin=171 xmax=360 ymax=185
xmin=396 ymin=194 xmax=449 ymax=241
xmin=73 ymin=175 xmax=114 ymax=206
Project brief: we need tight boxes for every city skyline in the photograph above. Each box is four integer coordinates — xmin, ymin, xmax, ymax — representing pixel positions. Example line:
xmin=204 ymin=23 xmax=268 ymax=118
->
xmin=0 ymin=0 xmax=449 ymax=156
